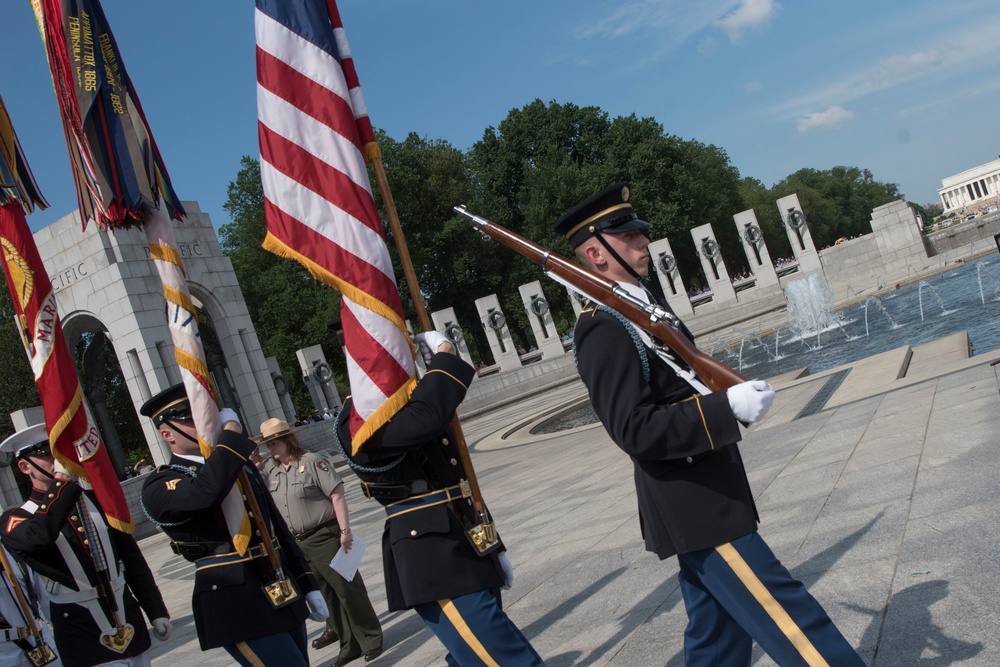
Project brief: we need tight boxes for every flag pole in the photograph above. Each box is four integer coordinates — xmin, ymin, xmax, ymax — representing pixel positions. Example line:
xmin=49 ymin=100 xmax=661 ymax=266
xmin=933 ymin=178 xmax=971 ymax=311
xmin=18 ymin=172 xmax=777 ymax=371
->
xmin=369 ymin=159 xmax=500 ymax=554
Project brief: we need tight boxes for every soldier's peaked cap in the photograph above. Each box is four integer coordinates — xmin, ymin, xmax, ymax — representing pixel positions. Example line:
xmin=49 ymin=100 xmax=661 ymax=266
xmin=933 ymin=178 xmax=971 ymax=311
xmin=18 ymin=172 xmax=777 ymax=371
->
xmin=554 ymin=182 xmax=650 ymax=248
xmin=140 ymin=383 xmax=192 ymax=426
xmin=0 ymin=423 xmax=50 ymax=457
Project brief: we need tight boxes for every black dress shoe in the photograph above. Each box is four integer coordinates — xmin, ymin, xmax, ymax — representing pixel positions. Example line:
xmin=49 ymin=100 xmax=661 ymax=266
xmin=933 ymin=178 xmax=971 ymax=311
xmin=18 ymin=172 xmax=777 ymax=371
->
xmin=329 ymin=656 xmax=359 ymax=667
xmin=312 ymin=628 xmax=339 ymax=650
xmin=364 ymin=646 xmax=383 ymax=662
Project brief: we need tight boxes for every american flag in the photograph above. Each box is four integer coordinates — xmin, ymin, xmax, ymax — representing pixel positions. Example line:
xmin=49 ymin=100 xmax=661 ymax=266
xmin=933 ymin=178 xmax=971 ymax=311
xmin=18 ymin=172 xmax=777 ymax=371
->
xmin=255 ymin=0 xmax=416 ymax=454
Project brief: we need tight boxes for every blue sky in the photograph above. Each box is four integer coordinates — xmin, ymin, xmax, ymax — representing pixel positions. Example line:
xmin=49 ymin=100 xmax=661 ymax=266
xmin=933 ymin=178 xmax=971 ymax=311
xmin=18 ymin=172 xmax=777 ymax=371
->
xmin=3 ymin=0 xmax=999 ymax=233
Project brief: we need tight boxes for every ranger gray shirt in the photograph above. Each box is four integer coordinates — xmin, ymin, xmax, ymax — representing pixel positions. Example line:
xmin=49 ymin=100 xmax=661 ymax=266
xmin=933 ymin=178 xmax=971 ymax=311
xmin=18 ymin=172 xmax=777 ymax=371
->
xmin=266 ymin=452 xmax=343 ymax=534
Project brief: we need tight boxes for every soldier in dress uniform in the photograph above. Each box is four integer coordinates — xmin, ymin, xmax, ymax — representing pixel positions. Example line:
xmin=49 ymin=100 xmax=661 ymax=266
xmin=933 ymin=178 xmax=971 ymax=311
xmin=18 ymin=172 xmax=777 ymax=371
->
xmin=334 ymin=332 xmax=544 ymax=667
xmin=0 ymin=425 xmax=170 ymax=667
xmin=0 ymin=544 xmax=61 ymax=667
xmin=558 ymin=182 xmax=865 ymax=666
xmin=138 ymin=385 xmax=327 ymax=667
xmin=259 ymin=418 xmax=383 ymax=665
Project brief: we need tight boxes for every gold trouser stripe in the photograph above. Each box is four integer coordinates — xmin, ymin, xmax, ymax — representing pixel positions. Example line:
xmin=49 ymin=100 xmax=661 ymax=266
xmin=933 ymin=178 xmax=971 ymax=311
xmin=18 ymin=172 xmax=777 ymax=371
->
xmin=715 ymin=543 xmax=829 ymax=667
xmin=438 ymin=598 xmax=501 ymax=667
xmin=234 ymin=641 xmax=266 ymax=667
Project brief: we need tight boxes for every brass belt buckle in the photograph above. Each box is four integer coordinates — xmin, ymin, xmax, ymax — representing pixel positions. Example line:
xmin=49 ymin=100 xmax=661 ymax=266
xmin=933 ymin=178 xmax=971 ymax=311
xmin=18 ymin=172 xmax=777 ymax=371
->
xmin=466 ymin=520 xmax=500 ymax=556
xmin=99 ymin=624 xmax=135 ymax=653
xmin=25 ymin=643 xmax=57 ymax=667
xmin=263 ymin=576 xmax=301 ymax=609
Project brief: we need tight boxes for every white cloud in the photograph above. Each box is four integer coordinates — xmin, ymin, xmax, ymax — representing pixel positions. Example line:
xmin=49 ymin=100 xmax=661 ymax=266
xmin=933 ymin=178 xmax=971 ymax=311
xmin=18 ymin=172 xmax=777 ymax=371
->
xmin=767 ymin=13 xmax=1000 ymax=121
xmin=796 ymin=106 xmax=855 ymax=133
xmin=579 ymin=1 xmax=749 ymax=46
xmin=716 ymin=0 xmax=780 ymax=42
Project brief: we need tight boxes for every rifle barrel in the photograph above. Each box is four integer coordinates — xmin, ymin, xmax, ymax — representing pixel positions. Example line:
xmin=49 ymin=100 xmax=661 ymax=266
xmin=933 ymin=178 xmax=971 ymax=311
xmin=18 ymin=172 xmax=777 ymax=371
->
xmin=453 ymin=206 xmax=748 ymax=392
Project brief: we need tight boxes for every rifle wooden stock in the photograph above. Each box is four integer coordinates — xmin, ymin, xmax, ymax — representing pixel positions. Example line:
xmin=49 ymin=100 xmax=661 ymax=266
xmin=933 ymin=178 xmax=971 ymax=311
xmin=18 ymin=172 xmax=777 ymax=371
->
xmin=454 ymin=206 xmax=748 ymax=392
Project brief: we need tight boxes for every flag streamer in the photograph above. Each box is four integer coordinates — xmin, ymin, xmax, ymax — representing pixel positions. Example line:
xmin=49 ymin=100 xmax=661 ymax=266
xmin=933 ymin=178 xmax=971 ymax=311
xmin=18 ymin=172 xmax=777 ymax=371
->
xmin=255 ymin=0 xmax=415 ymax=453
xmin=31 ymin=1 xmax=249 ymax=549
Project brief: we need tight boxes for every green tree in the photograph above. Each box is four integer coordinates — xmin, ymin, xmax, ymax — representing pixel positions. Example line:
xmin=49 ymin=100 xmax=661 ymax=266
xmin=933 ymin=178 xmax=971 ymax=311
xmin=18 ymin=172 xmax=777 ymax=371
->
xmin=772 ymin=167 xmax=900 ymax=248
xmin=219 ymin=157 xmax=344 ymax=415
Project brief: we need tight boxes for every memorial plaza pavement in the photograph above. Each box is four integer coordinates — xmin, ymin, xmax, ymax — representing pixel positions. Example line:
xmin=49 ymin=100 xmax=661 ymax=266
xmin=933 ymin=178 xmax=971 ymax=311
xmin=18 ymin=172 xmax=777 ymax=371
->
xmin=137 ymin=331 xmax=999 ymax=666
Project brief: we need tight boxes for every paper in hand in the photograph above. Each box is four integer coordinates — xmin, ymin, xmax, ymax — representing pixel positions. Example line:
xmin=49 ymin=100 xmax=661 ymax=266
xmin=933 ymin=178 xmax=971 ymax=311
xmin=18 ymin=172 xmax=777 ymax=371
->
xmin=330 ymin=532 xmax=367 ymax=581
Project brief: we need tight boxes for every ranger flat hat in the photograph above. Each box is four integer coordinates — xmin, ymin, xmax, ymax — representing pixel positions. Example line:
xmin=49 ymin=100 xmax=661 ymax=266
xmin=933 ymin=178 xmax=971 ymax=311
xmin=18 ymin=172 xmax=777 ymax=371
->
xmin=554 ymin=182 xmax=650 ymax=248
xmin=140 ymin=383 xmax=192 ymax=426
xmin=258 ymin=417 xmax=300 ymax=443
xmin=0 ymin=423 xmax=50 ymax=458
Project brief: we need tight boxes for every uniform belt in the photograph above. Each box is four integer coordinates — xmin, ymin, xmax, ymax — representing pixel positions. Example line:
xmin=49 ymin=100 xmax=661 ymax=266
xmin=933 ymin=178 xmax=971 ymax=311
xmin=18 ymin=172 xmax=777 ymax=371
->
xmin=294 ymin=518 xmax=339 ymax=542
xmin=360 ymin=479 xmax=429 ymax=501
xmin=194 ymin=538 xmax=280 ymax=571
xmin=1 ymin=626 xmax=31 ymax=642
xmin=384 ymin=484 xmax=470 ymax=518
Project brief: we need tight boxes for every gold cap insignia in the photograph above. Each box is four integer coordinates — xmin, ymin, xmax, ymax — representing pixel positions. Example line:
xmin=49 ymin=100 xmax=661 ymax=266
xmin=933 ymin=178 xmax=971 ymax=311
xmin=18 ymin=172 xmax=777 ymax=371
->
xmin=622 ymin=186 xmax=630 ymax=202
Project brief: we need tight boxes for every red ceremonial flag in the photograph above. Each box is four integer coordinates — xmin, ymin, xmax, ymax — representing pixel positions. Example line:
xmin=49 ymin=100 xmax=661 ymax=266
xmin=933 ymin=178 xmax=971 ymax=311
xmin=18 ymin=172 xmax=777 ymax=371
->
xmin=255 ymin=0 xmax=416 ymax=454
xmin=0 ymin=94 xmax=131 ymax=532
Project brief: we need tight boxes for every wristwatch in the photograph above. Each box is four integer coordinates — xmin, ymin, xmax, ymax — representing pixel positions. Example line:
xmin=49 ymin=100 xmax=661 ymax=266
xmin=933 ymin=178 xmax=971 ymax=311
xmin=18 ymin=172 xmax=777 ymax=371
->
xmin=340 ymin=527 xmax=351 ymax=535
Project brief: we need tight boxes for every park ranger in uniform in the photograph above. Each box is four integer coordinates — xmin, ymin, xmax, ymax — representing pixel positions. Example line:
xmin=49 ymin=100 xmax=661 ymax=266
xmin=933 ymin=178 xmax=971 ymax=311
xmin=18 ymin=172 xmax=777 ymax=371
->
xmin=260 ymin=418 xmax=383 ymax=666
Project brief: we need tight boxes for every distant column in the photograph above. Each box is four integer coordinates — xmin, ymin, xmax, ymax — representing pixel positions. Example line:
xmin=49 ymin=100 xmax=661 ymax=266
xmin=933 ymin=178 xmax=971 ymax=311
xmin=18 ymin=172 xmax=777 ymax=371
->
xmin=474 ymin=295 xmax=521 ymax=372
xmin=517 ymin=281 xmax=565 ymax=360
xmin=733 ymin=209 xmax=779 ymax=289
xmin=647 ymin=238 xmax=694 ymax=317
xmin=430 ymin=307 xmax=474 ymax=365
xmin=775 ymin=194 xmax=822 ymax=275
xmin=690 ymin=223 xmax=737 ymax=303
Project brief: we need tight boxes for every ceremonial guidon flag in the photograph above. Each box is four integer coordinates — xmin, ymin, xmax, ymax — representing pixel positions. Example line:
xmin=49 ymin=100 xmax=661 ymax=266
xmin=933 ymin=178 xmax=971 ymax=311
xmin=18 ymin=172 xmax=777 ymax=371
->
xmin=32 ymin=0 xmax=185 ymax=228
xmin=255 ymin=0 xmax=416 ymax=454
xmin=0 ymin=93 xmax=132 ymax=532
xmin=31 ymin=0 xmax=250 ymax=549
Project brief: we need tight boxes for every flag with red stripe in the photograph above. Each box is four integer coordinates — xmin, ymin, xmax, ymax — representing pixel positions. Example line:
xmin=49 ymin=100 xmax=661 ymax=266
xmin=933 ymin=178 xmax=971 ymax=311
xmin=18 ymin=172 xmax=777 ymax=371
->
xmin=0 ymin=94 xmax=131 ymax=532
xmin=255 ymin=0 xmax=415 ymax=454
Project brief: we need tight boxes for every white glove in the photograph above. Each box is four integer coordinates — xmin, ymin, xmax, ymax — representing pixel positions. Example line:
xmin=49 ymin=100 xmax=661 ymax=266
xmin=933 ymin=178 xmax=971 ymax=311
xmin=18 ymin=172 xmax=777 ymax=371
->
xmin=151 ymin=617 xmax=173 ymax=641
xmin=414 ymin=331 xmax=452 ymax=365
xmin=218 ymin=408 xmax=241 ymax=429
xmin=305 ymin=590 xmax=329 ymax=622
xmin=52 ymin=458 xmax=78 ymax=483
xmin=498 ymin=552 xmax=514 ymax=590
xmin=726 ymin=380 xmax=775 ymax=423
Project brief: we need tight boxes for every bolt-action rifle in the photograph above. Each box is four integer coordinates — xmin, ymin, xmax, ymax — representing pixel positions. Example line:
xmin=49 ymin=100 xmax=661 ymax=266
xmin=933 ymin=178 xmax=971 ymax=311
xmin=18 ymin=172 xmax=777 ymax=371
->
xmin=453 ymin=206 xmax=749 ymax=392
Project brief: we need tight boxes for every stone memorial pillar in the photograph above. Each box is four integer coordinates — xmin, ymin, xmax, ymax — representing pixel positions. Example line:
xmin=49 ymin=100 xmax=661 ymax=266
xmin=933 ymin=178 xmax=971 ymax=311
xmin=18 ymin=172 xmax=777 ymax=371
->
xmin=776 ymin=194 xmax=822 ymax=275
xmin=648 ymin=238 xmax=694 ymax=318
xmin=733 ymin=210 xmax=779 ymax=288
xmin=30 ymin=203 xmax=282 ymax=466
xmin=691 ymin=224 xmax=737 ymax=303
xmin=296 ymin=345 xmax=342 ymax=416
xmin=565 ymin=286 xmax=585 ymax=318
xmin=430 ymin=307 xmax=474 ymax=366
xmin=265 ymin=357 xmax=296 ymax=423
xmin=517 ymin=281 xmax=565 ymax=360
xmin=475 ymin=295 xmax=521 ymax=372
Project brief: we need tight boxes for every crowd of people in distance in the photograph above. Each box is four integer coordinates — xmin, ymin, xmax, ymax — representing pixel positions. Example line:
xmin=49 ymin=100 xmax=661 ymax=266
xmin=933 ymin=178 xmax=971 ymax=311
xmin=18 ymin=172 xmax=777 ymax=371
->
xmin=295 ymin=407 xmax=338 ymax=426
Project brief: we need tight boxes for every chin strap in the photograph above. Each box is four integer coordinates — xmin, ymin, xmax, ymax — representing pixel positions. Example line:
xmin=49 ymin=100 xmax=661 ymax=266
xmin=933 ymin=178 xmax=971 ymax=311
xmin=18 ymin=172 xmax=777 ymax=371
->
xmin=163 ymin=420 xmax=200 ymax=447
xmin=593 ymin=233 xmax=644 ymax=284
xmin=20 ymin=457 xmax=55 ymax=481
